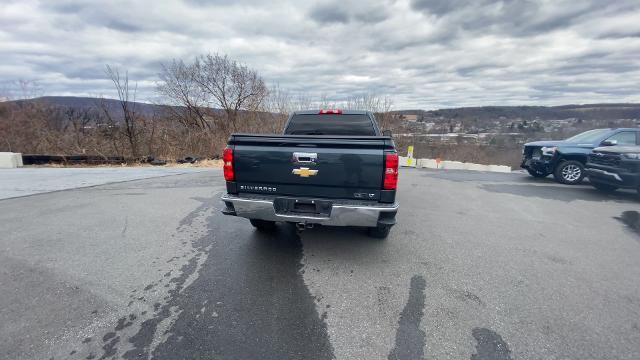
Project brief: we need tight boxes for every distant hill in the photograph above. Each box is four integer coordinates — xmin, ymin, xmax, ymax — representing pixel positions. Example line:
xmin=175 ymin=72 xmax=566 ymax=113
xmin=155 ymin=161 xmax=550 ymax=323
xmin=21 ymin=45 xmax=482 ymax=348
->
xmin=8 ymin=96 xmax=640 ymax=124
xmin=12 ymin=96 xmax=170 ymax=120
xmin=393 ymin=103 xmax=640 ymax=122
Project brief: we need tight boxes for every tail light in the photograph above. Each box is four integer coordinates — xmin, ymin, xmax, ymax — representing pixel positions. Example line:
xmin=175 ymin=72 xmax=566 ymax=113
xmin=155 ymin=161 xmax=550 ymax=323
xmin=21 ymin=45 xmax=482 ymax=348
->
xmin=383 ymin=153 xmax=398 ymax=189
xmin=319 ymin=109 xmax=342 ymax=114
xmin=223 ymin=147 xmax=234 ymax=181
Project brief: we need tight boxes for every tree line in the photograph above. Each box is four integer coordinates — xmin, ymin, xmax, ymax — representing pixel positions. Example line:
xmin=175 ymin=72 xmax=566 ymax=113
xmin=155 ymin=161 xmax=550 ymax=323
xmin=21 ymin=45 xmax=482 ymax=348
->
xmin=0 ymin=53 xmax=395 ymax=161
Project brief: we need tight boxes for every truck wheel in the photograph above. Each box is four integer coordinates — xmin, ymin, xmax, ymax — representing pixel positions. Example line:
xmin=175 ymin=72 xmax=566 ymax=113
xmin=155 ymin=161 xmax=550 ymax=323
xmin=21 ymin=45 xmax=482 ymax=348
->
xmin=553 ymin=160 xmax=585 ymax=185
xmin=368 ymin=225 xmax=391 ymax=239
xmin=591 ymin=181 xmax=618 ymax=193
xmin=527 ymin=169 xmax=549 ymax=178
xmin=249 ymin=219 xmax=276 ymax=231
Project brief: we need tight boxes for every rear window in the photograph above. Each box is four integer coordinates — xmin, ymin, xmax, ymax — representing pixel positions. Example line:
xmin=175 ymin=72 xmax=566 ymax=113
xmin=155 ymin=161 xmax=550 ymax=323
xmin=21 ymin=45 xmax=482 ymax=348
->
xmin=284 ymin=114 xmax=376 ymax=136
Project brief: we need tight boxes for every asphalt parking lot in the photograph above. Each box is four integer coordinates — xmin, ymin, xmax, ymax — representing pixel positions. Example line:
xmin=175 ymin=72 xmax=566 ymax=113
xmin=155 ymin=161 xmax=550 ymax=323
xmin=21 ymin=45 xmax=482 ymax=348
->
xmin=0 ymin=167 xmax=209 ymax=199
xmin=1 ymin=168 xmax=639 ymax=360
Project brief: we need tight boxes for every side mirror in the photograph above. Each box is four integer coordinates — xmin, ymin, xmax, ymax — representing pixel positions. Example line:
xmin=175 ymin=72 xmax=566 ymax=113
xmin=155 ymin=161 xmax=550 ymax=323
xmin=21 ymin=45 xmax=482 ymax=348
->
xmin=382 ymin=130 xmax=392 ymax=137
xmin=601 ymin=139 xmax=618 ymax=146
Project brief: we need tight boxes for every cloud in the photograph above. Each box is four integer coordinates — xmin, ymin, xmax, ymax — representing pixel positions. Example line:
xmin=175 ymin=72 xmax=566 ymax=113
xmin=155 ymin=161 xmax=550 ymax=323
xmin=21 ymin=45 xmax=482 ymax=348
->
xmin=308 ymin=1 xmax=391 ymax=25
xmin=410 ymin=0 xmax=470 ymax=16
xmin=1 ymin=0 xmax=639 ymax=109
xmin=309 ymin=3 xmax=350 ymax=24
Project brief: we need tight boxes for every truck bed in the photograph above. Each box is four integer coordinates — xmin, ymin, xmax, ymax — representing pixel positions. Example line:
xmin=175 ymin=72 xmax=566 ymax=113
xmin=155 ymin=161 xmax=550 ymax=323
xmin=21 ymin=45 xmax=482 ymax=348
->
xmin=226 ymin=133 xmax=395 ymax=202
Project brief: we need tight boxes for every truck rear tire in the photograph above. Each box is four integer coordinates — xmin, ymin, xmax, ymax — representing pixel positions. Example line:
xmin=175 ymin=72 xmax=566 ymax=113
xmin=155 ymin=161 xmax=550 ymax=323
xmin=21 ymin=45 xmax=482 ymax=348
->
xmin=249 ymin=219 xmax=276 ymax=231
xmin=553 ymin=160 xmax=585 ymax=185
xmin=368 ymin=225 xmax=391 ymax=239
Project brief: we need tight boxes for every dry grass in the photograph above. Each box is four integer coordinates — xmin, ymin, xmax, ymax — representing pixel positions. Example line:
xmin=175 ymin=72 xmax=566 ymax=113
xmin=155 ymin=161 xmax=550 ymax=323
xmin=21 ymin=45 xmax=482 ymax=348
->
xmin=168 ymin=159 xmax=222 ymax=168
xmin=26 ymin=159 xmax=223 ymax=168
xmin=394 ymin=138 xmax=522 ymax=167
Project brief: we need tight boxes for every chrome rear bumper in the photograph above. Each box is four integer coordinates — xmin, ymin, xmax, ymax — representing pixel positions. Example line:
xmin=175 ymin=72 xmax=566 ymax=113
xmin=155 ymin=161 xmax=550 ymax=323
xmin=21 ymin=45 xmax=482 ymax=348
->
xmin=221 ymin=194 xmax=398 ymax=227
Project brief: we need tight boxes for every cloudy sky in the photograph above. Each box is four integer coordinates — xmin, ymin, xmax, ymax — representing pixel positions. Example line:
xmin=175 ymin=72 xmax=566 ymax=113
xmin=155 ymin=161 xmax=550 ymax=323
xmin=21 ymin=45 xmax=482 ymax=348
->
xmin=1 ymin=0 xmax=640 ymax=109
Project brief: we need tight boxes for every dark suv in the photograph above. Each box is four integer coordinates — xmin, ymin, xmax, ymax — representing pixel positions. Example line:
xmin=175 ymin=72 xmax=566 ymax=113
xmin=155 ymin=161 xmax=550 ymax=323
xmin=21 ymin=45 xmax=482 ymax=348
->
xmin=586 ymin=146 xmax=640 ymax=195
xmin=521 ymin=128 xmax=640 ymax=184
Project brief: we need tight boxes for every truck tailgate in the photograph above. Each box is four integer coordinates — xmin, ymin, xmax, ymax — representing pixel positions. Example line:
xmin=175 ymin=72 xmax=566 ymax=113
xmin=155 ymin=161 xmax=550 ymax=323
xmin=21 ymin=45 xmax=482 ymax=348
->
xmin=229 ymin=134 xmax=392 ymax=201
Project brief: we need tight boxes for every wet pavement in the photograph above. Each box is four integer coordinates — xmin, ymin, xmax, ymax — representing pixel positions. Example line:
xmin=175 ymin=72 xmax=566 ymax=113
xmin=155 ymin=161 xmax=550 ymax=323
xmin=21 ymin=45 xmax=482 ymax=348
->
xmin=1 ymin=168 xmax=639 ymax=359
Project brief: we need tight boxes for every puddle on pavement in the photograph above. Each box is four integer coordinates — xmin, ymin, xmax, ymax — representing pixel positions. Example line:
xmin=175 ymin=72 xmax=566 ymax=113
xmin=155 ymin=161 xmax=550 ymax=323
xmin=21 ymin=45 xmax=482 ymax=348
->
xmin=387 ymin=275 xmax=427 ymax=360
xmin=615 ymin=211 xmax=640 ymax=237
xmin=471 ymin=328 xmax=513 ymax=360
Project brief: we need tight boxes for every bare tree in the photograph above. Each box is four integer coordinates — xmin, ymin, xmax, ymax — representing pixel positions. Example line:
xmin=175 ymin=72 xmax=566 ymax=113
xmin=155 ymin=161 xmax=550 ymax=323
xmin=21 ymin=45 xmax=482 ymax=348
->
xmin=16 ymin=79 xmax=44 ymax=100
xmin=264 ymin=83 xmax=291 ymax=115
xmin=97 ymin=97 xmax=123 ymax=157
xmin=257 ymin=84 xmax=289 ymax=133
xmin=294 ymin=92 xmax=314 ymax=111
xmin=105 ymin=65 xmax=140 ymax=158
xmin=192 ymin=53 xmax=269 ymax=133
xmin=63 ymin=108 xmax=93 ymax=153
xmin=158 ymin=53 xmax=269 ymax=138
xmin=313 ymin=92 xmax=395 ymax=131
xmin=318 ymin=93 xmax=334 ymax=109
xmin=263 ymin=85 xmax=316 ymax=115
xmin=157 ymin=59 xmax=213 ymax=130
xmin=0 ymin=89 xmax=12 ymax=151
xmin=344 ymin=93 xmax=393 ymax=113
xmin=345 ymin=93 xmax=394 ymax=130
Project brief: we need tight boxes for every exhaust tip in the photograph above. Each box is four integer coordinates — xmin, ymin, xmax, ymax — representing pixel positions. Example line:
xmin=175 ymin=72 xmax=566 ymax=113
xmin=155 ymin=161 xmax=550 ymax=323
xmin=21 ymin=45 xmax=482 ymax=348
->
xmin=295 ymin=222 xmax=314 ymax=231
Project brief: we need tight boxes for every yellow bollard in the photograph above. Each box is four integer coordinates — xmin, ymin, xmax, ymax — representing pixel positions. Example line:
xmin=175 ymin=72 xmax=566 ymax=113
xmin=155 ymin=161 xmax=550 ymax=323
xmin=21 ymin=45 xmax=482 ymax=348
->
xmin=407 ymin=145 xmax=414 ymax=166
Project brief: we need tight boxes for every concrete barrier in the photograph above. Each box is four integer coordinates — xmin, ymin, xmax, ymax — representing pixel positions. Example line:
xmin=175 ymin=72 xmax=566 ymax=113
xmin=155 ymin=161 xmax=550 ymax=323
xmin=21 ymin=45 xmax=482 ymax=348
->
xmin=0 ymin=152 xmax=23 ymax=168
xmin=417 ymin=158 xmax=439 ymax=169
xmin=399 ymin=156 xmax=417 ymax=167
xmin=464 ymin=163 xmax=490 ymax=171
xmin=488 ymin=164 xmax=511 ymax=173
xmin=405 ymin=157 xmax=512 ymax=173
xmin=440 ymin=160 xmax=466 ymax=170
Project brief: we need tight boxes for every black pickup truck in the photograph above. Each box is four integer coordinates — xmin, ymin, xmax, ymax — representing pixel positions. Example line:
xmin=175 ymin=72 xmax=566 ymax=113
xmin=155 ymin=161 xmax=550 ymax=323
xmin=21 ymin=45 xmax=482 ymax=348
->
xmin=586 ymin=146 xmax=640 ymax=195
xmin=220 ymin=109 xmax=399 ymax=238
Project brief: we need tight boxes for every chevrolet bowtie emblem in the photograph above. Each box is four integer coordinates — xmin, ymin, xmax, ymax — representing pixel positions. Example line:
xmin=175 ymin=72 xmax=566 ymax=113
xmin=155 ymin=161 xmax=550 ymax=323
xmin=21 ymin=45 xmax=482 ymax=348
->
xmin=292 ymin=167 xmax=318 ymax=177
